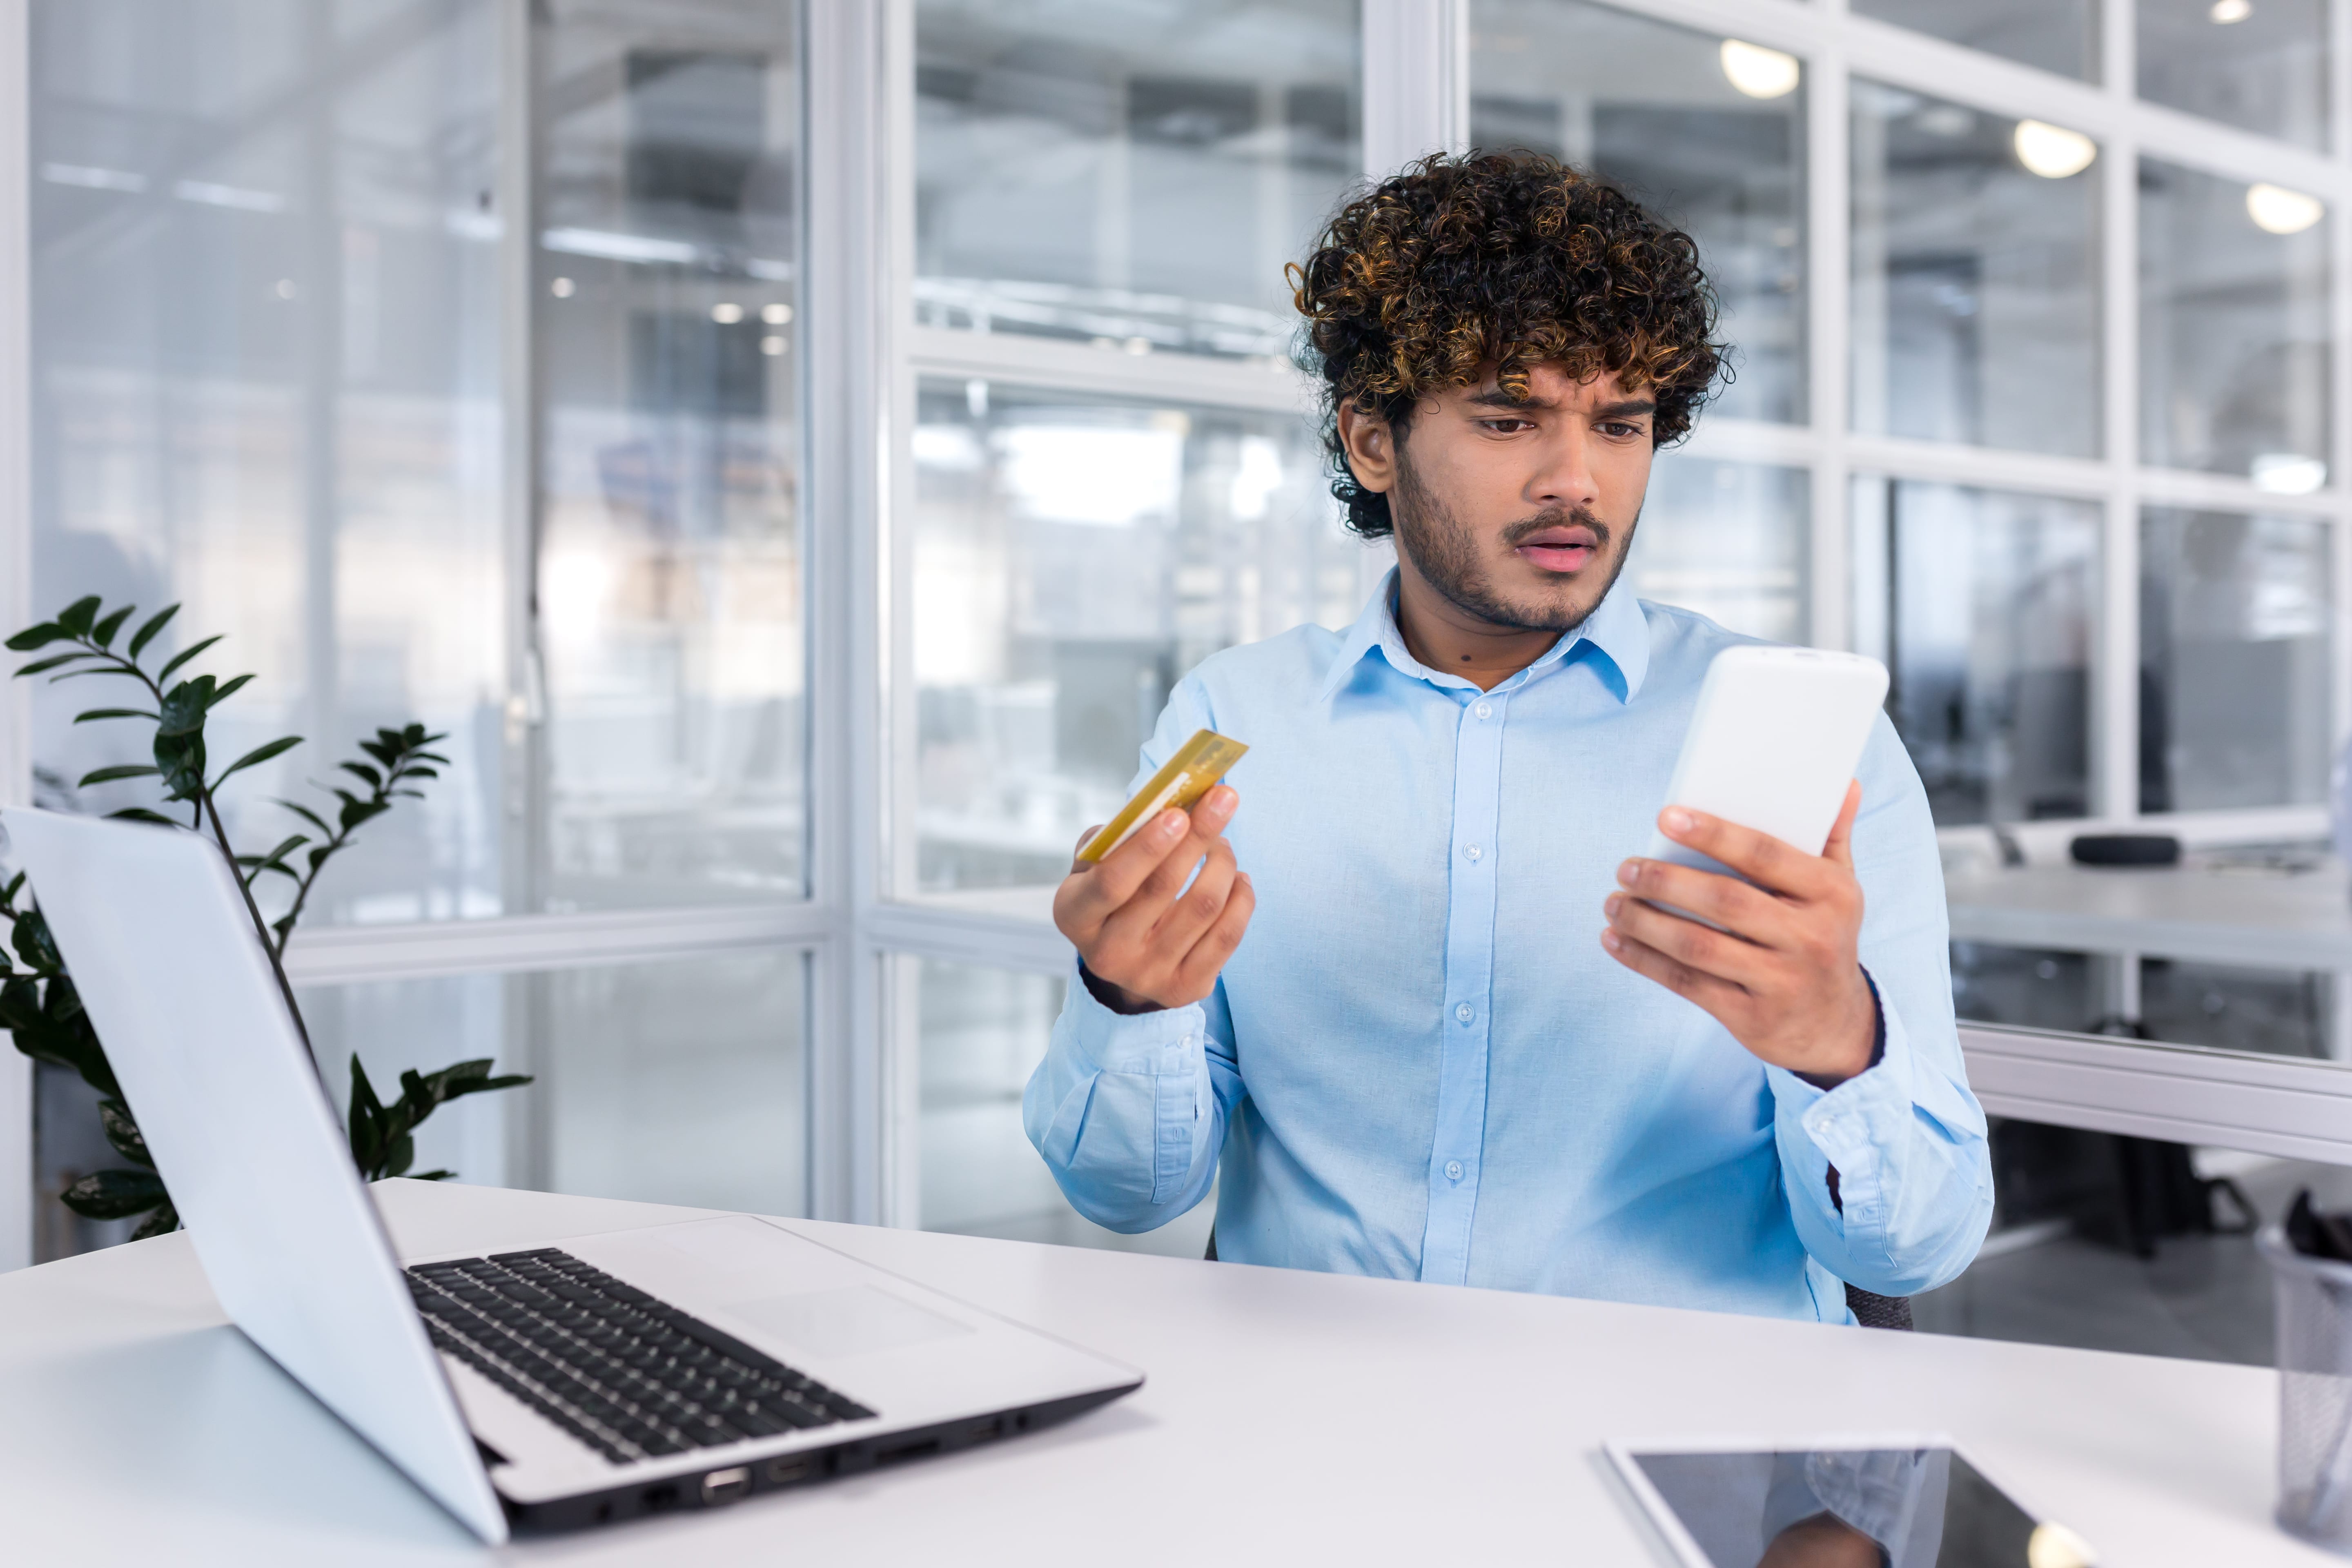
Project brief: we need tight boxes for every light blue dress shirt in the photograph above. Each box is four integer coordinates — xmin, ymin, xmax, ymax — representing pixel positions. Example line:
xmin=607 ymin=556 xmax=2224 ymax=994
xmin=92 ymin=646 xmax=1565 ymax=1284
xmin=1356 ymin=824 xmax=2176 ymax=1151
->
xmin=1024 ymin=570 xmax=1993 ymax=1323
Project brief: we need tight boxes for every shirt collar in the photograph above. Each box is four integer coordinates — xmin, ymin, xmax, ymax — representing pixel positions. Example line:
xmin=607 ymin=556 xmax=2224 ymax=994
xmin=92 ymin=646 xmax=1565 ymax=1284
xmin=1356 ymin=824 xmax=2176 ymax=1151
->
xmin=1316 ymin=566 xmax=1652 ymax=705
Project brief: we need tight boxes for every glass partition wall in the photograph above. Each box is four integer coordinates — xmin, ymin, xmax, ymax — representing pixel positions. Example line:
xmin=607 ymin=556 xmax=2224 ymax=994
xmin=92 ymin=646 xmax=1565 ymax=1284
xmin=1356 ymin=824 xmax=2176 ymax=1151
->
xmin=9 ymin=0 xmax=2352 ymax=1269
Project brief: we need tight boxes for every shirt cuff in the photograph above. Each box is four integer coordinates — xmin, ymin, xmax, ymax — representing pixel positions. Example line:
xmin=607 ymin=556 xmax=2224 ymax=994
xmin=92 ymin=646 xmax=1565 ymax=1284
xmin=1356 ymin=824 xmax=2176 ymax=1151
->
xmin=1766 ymin=976 xmax=1920 ymax=1232
xmin=1063 ymin=958 xmax=1205 ymax=1075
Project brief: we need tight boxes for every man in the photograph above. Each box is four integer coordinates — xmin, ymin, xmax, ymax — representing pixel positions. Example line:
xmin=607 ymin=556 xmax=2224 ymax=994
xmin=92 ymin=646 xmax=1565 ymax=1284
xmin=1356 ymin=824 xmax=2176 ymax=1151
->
xmin=1024 ymin=152 xmax=1991 ymax=1322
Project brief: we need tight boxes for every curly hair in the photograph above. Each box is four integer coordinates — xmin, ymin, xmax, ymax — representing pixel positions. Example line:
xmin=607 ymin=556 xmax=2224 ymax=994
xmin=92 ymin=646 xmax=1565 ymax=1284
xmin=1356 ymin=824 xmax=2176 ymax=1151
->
xmin=1290 ymin=151 xmax=1726 ymax=539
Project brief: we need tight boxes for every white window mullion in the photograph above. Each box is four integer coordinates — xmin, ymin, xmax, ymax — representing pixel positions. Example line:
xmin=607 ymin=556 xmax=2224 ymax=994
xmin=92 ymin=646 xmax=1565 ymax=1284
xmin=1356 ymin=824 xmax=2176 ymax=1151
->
xmin=0 ymin=0 xmax=30 ymax=1274
xmin=2331 ymin=0 xmax=2352 ymax=759
xmin=2098 ymin=0 xmax=2140 ymax=825
xmin=804 ymin=0 xmax=895 ymax=1226
xmin=1363 ymin=0 xmax=1466 ymax=178
xmin=1808 ymin=14 xmax=1850 ymax=650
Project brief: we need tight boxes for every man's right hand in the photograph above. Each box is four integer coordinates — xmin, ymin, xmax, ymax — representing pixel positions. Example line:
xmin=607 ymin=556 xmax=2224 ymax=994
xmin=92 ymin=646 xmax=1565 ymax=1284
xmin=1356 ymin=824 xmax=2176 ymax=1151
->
xmin=1052 ymin=784 xmax=1254 ymax=1016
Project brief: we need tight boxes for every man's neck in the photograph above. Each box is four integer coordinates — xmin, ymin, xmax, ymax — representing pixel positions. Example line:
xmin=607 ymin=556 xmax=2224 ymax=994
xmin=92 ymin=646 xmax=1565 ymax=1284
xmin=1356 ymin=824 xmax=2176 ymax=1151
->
xmin=1391 ymin=555 xmax=1568 ymax=693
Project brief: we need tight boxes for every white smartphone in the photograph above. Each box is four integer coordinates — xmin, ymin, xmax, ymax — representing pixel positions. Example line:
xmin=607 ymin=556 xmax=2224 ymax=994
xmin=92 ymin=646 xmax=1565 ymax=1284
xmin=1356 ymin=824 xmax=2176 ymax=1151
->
xmin=1644 ymin=646 xmax=1891 ymax=894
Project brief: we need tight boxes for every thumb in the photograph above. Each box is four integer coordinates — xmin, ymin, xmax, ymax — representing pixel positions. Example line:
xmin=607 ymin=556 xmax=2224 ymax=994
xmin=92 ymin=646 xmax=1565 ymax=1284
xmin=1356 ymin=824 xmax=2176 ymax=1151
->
xmin=1821 ymin=780 xmax=1862 ymax=869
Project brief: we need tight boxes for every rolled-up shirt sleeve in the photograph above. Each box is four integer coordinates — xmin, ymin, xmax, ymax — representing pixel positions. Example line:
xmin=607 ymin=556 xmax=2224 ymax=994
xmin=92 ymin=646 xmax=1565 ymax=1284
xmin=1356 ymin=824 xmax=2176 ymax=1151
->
xmin=1022 ymin=965 xmax=1243 ymax=1232
xmin=1766 ymin=716 xmax=1994 ymax=1299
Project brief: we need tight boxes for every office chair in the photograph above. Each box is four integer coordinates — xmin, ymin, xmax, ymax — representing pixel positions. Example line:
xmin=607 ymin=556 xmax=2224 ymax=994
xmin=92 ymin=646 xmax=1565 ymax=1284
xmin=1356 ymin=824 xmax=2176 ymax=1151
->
xmin=1205 ymin=1235 xmax=1914 ymax=1330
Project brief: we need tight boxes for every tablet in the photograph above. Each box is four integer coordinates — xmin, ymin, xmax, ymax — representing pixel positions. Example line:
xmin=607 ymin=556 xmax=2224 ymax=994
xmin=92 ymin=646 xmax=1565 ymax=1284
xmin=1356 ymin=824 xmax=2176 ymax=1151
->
xmin=1604 ymin=1438 xmax=2098 ymax=1568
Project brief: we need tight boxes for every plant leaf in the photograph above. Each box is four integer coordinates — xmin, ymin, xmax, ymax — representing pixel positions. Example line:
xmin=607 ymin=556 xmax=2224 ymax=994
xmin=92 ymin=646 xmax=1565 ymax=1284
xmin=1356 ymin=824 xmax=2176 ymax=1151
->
xmin=90 ymin=606 xmax=135 ymax=648
xmin=339 ymin=761 xmax=383 ymax=788
xmin=272 ymin=799 xmax=332 ymax=836
xmin=204 ymin=673 xmax=256 ymax=707
xmin=105 ymin=807 xmax=180 ymax=826
xmin=54 ymin=597 xmax=102 ymax=637
xmin=214 ymin=735 xmax=301 ymax=786
xmin=98 ymin=1098 xmax=154 ymax=1169
xmin=74 ymin=707 xmax=158 ymax=724
xmin=13 ymin=653 xmax=91 ymax=677
xmin=3 ymin=623 xmax=66 ymax=652
xmin=126 ymin=603 xmax=179 ymax=661
xmin=77 ymin=764 xmax=160 ymax=787
xmin=130 ymin=1199 xmax=181 ymax=1240
xmin=59 ymin=1167 xmax=168 ymax=1220
xmin=155 ymin=635 xmax=223 ymax=684
xmin=408 ymin=1170 xmax=457 ymax=1182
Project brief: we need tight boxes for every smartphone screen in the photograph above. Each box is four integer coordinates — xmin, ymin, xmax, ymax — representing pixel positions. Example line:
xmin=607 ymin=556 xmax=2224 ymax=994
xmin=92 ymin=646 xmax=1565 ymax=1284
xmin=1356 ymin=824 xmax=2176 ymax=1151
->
xmin=1628 ymin=1446 xmax=2078 ymax=1568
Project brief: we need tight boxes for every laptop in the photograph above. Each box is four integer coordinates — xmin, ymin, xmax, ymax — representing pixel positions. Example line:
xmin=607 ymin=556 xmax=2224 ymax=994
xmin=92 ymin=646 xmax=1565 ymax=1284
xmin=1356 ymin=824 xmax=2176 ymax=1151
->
xmin=0 ymin=806 xmax=1142 ymax=1542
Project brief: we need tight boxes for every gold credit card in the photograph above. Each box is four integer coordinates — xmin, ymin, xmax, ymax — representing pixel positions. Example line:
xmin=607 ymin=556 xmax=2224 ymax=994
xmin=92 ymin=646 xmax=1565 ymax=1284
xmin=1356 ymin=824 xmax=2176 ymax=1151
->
xmin=1075 ymin=728 xmax=1250 ymax=864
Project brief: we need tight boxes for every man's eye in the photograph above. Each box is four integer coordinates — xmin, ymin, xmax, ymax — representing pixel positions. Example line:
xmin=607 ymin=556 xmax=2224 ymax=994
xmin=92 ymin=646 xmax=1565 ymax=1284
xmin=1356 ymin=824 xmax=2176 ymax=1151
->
xmin=1599 ymin=421 xmax=1646 ymax=439
xmin=1482 ymin=418 xmax=1535 ymax=433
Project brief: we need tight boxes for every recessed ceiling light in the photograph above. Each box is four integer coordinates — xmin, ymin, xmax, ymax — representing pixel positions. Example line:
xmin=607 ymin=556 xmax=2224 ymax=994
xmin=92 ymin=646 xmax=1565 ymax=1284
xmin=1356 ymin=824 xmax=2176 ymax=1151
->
xmin=1719 ymin=39 xmax=1800 ymax=100
xmin=711 ymin=301 xmax=744 ymax=324
xmin=2211 ymin=0 xmax=2252 ymax=23
xmin=2014 ymin=120 xmax=2097 ymax=179
xmin=2247 ymin=182 xmax=2323 ymax=235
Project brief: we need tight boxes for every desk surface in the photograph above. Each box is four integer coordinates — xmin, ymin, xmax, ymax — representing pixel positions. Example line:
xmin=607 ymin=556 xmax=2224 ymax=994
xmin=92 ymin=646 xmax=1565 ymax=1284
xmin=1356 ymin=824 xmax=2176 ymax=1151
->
xmin=1945 ymin=856 xmax=2352 ymax=971
xmin=0 ymin=1179 xmax=2330 ymax=1566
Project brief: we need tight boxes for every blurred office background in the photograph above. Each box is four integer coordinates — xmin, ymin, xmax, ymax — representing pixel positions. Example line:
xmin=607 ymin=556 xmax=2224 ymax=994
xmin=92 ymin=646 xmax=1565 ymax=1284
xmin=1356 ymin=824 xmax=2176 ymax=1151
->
xmin=6 ymin=0 xmax=2352 ymax=1368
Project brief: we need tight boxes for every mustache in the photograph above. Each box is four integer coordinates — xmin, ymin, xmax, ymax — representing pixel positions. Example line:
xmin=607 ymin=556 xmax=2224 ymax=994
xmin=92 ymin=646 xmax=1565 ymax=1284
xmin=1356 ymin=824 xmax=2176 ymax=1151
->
xmin=1501 ymin=507 xmax=1611 ymax=549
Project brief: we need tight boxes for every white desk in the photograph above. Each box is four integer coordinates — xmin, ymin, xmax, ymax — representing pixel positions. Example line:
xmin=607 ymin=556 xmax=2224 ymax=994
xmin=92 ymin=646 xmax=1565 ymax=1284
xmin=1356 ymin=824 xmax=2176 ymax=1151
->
xmin=1944 ymin=858 xmax=2352 ymax=973
xmin=0 ymin=1179 xmax=2330 ymax=1565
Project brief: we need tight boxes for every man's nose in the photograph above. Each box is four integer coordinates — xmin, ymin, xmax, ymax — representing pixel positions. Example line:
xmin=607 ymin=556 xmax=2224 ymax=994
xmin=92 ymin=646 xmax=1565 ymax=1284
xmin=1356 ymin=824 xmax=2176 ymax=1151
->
xmin=1528 ymin=429 xmax=1601 ymax=510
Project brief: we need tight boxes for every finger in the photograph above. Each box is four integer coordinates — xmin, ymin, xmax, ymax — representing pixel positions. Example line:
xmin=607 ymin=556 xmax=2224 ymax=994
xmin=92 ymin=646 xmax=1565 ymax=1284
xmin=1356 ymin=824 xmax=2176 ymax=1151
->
xmin=1604 ymin=892 xmax=1771 ymax=990
xmin=1150 ymin=835 xmax=1239 ymax=955
xmin=1614 ymin=857 xmax=1785 ymax=944
xmin=1186 ymin=783 xmax=1239 ymax=837
xmin=1656 ymin=806 xmax=1831 ymax=901
xmin=1060 ymin=806 xmax=1194 ymax=925
xmin=1173 ymin=870 xmax=1255 ymax=998
xmin=1071 ymin=823 xmax=1107 ymax=865
xmin=1820 ymin=781 xmax=1862 ymax=871
xmin=1600 ymin=924 xmax=1752 ymax=1022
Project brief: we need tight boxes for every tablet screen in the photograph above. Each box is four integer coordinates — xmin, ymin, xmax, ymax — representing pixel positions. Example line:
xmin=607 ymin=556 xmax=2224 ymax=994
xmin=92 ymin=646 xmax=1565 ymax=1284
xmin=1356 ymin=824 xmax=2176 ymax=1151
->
xmin=1627 ymin=1447 xmax=2085 ymax=1568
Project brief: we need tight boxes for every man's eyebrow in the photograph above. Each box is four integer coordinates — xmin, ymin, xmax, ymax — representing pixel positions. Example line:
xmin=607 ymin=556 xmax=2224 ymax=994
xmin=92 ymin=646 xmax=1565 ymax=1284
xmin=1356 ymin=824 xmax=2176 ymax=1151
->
xmin=1591 ymin=397 xmax=1657 ymax=419
xmin=1463 ymin=388 xmax=1554 ymax=409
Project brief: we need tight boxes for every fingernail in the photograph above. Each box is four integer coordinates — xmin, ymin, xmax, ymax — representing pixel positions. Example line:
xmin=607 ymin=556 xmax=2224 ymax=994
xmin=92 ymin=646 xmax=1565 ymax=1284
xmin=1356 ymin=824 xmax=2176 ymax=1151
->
xmin=1616 ymin=860 xmax=1640 ymax=888
xmin=1662 ymin=808 xmax=1693 ymax=833
xmin=1600 ymin=929 xmax=1621 ymax=952
xmin=1603 ymin=893 xmax=1622 ymax=919
xmin=1155 ymin=809 xmax=1185 ymax=837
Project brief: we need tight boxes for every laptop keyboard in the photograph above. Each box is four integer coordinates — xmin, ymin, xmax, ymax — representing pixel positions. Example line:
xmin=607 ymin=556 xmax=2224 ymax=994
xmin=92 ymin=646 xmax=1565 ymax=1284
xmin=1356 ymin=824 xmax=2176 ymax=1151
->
xmin=405 ymin=1247 xmax=875 ymax=1466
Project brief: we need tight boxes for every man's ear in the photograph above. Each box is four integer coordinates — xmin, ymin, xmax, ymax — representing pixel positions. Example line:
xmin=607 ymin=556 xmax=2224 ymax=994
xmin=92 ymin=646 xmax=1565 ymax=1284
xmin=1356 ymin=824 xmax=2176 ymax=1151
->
xmin=1336 ymin=399 xmax=1397 ymax=494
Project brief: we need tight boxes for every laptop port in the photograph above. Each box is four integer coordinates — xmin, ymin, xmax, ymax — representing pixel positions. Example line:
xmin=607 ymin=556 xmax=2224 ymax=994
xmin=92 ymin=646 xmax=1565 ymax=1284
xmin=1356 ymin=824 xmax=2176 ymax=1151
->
xmin=765 ymin=1457 xmax=815 ymax=1486
xmin=875 ymin=1437 xmax=941 ymax=1467
xmin=641 ymin=1483 xmax=681 ymax=1512
xmin=701 ymin=1467 xmax=750 ymax=1506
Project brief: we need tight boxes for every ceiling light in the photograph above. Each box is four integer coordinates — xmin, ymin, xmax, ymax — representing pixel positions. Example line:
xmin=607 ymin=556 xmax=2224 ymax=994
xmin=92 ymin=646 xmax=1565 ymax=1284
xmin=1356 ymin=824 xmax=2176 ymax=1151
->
xmin=2252 ymin=452 xmax=2326 ymax=493
xmin=2247 ymin=182 xmax=2323 ymax=235
xmin=2211 ymin=0 xmax=2252 ymax=22
xmin=711 ymin=301 xmax=744 ymax=324
xmin=550 ymin=276 xmax=575 ymax=298
xmin=1719 ymin=39 xmax=1800 ymax=100
xmin=760 ymin=335 xmax=787 ymax=356
xmin=761 ymin=302 xmax=791 ymax=325
xmin=2014 ymin=120 xmax=2097 ymax=179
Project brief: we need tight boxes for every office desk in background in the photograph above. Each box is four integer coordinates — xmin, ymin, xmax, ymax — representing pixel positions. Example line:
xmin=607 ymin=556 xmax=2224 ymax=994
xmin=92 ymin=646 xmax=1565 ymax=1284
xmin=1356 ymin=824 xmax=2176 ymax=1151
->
xmin=1947 ymin=853 xmax=2352 ymax=1061
xmin=0 ymin=1180 xmax=2332 ymax=1565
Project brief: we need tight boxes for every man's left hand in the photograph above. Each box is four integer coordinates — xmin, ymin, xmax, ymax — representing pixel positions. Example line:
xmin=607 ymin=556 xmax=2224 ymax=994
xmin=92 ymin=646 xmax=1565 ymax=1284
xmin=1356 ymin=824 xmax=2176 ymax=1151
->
xmin=1601 ymin=781 xmax=1876 ymax=1084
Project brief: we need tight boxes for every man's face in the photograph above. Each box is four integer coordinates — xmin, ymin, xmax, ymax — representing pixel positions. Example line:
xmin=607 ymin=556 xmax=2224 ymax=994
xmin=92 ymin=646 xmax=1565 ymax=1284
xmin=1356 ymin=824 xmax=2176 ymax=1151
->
xmin=1356 ymin=363 xmax=1657 ymax=633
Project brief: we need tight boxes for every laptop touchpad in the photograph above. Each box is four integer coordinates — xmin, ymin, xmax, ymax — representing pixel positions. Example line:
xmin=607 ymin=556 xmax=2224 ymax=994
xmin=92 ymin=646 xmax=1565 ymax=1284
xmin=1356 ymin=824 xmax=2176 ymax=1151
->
xmin=727 ymin=1285 xmax=973 ymax=1359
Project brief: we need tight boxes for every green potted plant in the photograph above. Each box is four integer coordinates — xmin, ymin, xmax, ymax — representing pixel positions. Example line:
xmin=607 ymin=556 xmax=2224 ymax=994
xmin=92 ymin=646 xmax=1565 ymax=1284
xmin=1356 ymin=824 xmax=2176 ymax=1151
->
xmin=0 ymin=595 xmax=530 ymax=1240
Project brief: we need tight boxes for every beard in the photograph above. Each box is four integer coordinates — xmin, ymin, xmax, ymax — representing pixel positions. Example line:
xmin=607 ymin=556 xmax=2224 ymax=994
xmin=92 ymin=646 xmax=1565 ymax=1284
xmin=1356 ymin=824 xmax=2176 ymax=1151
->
xmin=1389 ymin=444 xmax=1636 ymax=634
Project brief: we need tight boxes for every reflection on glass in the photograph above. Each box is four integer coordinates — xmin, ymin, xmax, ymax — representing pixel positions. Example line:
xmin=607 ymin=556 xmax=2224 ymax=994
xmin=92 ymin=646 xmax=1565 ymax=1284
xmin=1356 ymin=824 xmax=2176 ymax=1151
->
xmin=1853 ymin=0 xmax=2095 ymax=79
xmin=2138 ymin=0 xmax=2328 ymax=149
xmin=914 ymin=0 xmax=1359 ymax=359
xmin=1950 ymin=942 xmax=2097 ymax=1033
xmin=1851 ymin=83 xmax=2100 ymax=457
xmin=28 ymin=0 xmax=506 ymax=925
xmin=2141 ymin=157 xmax=2330 ymax=481
xmin=1469 ymin=0 xmax=1806 ymax=424
xmin=301 ymin=954 xmax=807 ymax=1217
xmin=535 ymin=952 xmax=805 ymax=1214
xmin=2141 ymin=957 xmax=2332 ymax=1059
xmin=912 ymin=380 xmax=1366 ymax=892
xmin=536 ymin=2 xmax=805 ymax=909
xmin=1852 ymin=479 xmax=2100 ymax=825
xmin=908 ymin=957 xmax=1212 ymax=1254
xmin=1628 ymin=457 xmax=1808 ymax=644
xmin=1631 ymin=1447 xmax=2041 ymax=1568
xmin=2140 ymin=508 xmax=2331 ymax=811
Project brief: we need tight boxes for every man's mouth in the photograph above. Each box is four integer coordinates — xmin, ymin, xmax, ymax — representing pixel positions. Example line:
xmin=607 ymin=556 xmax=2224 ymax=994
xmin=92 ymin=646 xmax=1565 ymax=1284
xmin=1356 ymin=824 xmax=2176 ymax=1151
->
xmin=1512 ymin=523 xmax=1601 ymax=574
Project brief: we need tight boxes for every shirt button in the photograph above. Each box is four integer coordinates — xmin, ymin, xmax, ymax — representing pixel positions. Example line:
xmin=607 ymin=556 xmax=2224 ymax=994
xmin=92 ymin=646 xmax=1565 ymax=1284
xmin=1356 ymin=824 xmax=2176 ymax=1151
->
xmin=1444 ymin=1160 xmax=1465 ymax=1182
xmin=1473 ymin=701 xmax=1492 ymax=720
xmin=1463 ymin=843 xmax=1482 ymax=861
xmin=1455 ymin=1002 xmax=1474 ymax=1024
